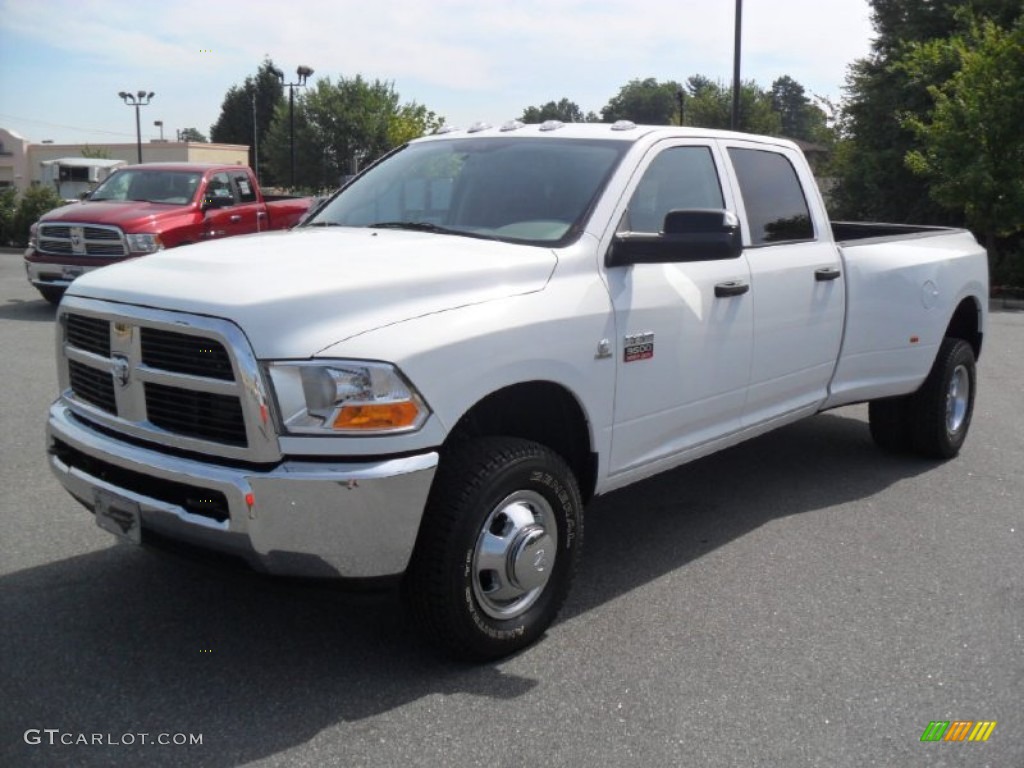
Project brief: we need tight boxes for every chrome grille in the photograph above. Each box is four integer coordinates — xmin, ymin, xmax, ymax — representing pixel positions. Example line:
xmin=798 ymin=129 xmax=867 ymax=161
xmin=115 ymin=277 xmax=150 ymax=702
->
xmin=66 ymin=314 xmax=111 ymax=357
xmin=140 ymin=327 xmax=234 ymax=380
xmin=58 ymin=300 xmax=278 ymax=462
xmin=68 ymin=360 xmax=116 ymax=413
xmin=145 ymin=383 xmax=247 ymax=446
xmin=38 ymin=222 xmax=127 ymax=258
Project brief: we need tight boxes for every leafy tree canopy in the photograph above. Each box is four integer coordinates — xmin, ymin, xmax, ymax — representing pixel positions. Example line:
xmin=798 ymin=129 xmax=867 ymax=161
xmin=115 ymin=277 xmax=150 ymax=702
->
xmin=520 ymin=98 xmax=597 ymax=123
xmin=178 ymin=127 xmax=207 ymax=142
xmin=600 ymin=78 xmax=683 ymax=124
xmin=264 ymin=74 xmax=444 ymax=191
xmin=210 ymin=57 xmax=285 ymax=182
xmin=901 ymin=16 xmax=1024 ymax=247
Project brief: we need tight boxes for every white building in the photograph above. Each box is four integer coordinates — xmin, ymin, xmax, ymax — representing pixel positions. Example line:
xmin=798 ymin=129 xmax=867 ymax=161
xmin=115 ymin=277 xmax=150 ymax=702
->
xmin=0 ymin=127 xmax=250 ymax=196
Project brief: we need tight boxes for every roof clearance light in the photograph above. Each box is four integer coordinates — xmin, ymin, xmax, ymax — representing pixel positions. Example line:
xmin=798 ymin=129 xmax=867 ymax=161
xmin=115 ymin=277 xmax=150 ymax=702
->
xmin=611 ymin=120 xmax=638 ymax=132
xmin=435 ymin=125 xmax=460 ymax=135
xmin=467 ymin=121 xmax=493 ymax=133
xmin=500 ymin=120 xmax=525 ymax=132
xmin=539 ymin=120 xmax=565 ymax=132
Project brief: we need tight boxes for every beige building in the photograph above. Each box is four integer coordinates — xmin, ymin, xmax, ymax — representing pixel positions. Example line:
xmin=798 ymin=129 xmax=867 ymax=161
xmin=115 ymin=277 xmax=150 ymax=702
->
xmin=0 ymin=127 xmax=249 ymax=195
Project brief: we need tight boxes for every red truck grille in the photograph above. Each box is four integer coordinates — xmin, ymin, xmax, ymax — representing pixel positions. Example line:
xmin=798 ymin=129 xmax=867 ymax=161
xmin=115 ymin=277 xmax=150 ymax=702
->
xmin=38 ymin=223 xmax=127 ymax=257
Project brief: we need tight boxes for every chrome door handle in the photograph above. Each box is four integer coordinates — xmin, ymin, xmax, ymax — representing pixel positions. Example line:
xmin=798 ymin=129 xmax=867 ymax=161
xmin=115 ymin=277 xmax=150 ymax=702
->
xmin=229 ymin=215 xmax=241 ymax=223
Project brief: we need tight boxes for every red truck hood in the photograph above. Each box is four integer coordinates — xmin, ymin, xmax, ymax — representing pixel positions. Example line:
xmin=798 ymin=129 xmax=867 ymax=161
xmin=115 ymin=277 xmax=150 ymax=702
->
xmin=67 ymin=227 xmax=557 ymax=359
xmin=40 ymin=200 xmax=191 ymax=230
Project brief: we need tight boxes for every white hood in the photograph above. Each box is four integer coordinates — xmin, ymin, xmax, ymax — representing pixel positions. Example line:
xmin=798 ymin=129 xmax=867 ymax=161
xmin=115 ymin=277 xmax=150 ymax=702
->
xmin=68 ymin=227 xmax=557 ymax=358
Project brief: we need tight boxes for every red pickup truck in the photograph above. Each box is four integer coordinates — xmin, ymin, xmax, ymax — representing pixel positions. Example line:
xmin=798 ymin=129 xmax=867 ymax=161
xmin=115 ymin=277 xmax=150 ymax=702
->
xmin=24 ymin=163 xmax=314 ymax=303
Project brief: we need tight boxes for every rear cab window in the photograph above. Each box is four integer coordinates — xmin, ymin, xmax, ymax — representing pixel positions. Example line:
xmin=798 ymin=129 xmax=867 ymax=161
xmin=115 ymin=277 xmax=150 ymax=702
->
xmin=231 ymin=172 xmax=257 ymax=204
xmin=727 ymin=147 xmax=814 ymax=245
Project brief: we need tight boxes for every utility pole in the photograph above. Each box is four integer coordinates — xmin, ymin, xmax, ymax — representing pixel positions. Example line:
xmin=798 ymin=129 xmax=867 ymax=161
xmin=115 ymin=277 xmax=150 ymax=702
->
xmin=731 ymin=0 xmax=743 ymax=131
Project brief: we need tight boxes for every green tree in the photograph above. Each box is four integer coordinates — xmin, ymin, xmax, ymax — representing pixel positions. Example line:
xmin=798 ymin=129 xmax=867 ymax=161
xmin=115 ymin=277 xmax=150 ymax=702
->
xmin=178 ymin=127 xmax=207 ymax=142
xmin=601 ymin=78 xmax=684 ymax=124
xmin=770 ymin=76 xmax=831 ymax=142
xmin=387 ymin=102 xmax=445 ymax=147
xmin=0 ymin=187 xmax=17 ymax=246
xmin=11 ymin=186 xmax=64 ymax=246
xmin=210 ymin=57 xmax=285 ymax=182
xmin=265 ymin=75 xmax=442 ymax=190
xmin=829 ymin=0 xmax=1021 ymax=224
xmin=683 ymin=76 xmax=782 ymax=135
xmin=520 ymin=98 xmax=591 ymax=123
xmin=901 ymin=17 xmax=1024 ymax=259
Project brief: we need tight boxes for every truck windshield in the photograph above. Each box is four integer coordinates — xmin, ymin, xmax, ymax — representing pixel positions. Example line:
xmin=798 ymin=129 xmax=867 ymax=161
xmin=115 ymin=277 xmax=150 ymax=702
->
xmin=306 ymin=137 xmax=630 ymax=246
xmin=90 ymin=170 xmax=202 ymax=205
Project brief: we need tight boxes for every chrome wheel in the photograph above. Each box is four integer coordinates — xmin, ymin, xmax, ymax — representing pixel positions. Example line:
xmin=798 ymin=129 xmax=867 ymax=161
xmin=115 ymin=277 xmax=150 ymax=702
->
xmin=946 ymin=364 xmax=970 ymax=435
xmin=471 ymin=490 xmax=557 ymax=620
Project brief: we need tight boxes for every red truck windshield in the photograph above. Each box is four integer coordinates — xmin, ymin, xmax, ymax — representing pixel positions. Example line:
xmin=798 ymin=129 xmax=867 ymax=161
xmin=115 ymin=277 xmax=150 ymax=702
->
xmin=90 ymin=170 xmax=203 ymax=205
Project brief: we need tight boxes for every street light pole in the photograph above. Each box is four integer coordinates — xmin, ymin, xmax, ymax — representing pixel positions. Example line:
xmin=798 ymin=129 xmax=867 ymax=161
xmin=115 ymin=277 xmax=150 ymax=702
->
xmin=118 ymin=90 xmax=154 ymax=163
xmin=731 ymin=0 xmax=743 ymax=131
xmin=272 ymin=65 xmax=314 ymax=188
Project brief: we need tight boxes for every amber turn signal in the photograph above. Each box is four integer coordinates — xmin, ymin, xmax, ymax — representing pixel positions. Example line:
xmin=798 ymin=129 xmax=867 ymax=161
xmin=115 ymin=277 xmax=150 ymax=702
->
xmin=332 ymin=401 xmax=420 ymax=430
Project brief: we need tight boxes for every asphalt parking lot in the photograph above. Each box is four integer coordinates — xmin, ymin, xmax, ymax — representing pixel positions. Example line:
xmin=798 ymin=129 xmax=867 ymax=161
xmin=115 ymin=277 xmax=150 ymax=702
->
xmin=1 ymin=250 xmax=1021 ymax=768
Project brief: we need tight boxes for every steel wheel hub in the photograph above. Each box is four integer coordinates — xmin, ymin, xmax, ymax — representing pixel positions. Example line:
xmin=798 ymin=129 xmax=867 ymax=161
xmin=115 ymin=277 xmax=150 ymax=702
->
xmin=946 ymin=364 xmax=970 ymax=435
xmin=472 ymin=491 xmax=557 ymax=620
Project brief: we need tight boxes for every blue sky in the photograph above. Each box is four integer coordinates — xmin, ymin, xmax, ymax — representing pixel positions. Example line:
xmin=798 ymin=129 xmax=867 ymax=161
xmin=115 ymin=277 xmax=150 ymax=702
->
xmin=0 ymin=0 xmax=874 ymax=145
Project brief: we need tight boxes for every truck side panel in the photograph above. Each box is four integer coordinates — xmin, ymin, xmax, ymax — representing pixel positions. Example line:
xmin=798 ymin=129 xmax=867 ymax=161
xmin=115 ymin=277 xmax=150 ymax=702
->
xmin=824 ymin=229 xmax=988 ymax=408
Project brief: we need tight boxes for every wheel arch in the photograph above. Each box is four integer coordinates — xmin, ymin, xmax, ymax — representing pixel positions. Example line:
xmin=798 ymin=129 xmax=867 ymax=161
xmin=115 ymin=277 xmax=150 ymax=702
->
xmin=945 ymin=296 xmax=983 ymax=360
xmin=442 ymin=381 xmax=597 ymax=503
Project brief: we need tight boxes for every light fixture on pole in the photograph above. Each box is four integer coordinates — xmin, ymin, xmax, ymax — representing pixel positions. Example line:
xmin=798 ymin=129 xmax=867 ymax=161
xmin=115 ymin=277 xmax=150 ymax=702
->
xmin=272 ymin=65 xmax=314 ymax=187
xmin=118 ymin=90 xmax=155 ymax=163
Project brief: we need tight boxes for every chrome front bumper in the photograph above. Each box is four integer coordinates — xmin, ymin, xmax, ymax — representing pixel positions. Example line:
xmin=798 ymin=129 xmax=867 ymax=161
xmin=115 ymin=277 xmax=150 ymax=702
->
xmin=25 ymin=258 xmax=99 ymax=288
xmin=47 ymin=402 xmax=438 ymax=578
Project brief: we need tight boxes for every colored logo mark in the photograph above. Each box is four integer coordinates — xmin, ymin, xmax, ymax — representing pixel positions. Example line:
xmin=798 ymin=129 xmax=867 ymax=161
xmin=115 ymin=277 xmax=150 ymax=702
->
xmin=920 ymin=721 xmax=997 ymax=742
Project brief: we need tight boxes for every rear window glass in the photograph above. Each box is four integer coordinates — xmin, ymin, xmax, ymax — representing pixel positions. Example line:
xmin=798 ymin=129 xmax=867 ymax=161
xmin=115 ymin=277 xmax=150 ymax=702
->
xmin=728 ymin=148 xmax=814 ymax=245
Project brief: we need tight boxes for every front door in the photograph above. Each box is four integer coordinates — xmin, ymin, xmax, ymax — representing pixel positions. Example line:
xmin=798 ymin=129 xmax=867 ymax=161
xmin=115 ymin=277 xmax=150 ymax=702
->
xmin=604 ymin=141 xmax=753 ymax=480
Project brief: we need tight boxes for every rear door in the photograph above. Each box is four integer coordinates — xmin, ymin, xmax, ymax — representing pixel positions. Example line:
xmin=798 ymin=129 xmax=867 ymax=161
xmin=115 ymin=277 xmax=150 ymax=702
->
xmin=722 ymin=142 xmax=844 ymax=426
xmin=228 ymin=170 xmax=267 ymax=233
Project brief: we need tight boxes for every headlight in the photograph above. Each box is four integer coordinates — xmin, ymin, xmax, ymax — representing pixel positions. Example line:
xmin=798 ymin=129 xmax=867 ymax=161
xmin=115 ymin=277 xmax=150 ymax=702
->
xmin=126 ymin=233 xmax=163 ymax=254
xmin=266 ymin=361 xmax=429 ymax=435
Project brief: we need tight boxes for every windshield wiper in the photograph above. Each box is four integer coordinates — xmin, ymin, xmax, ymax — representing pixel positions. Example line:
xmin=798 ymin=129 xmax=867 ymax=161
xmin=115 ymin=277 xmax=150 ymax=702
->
xmin=368 ymin=221 xmax=461 ymax=235
xmin=304 ymin=221 xmax=343 ymax=227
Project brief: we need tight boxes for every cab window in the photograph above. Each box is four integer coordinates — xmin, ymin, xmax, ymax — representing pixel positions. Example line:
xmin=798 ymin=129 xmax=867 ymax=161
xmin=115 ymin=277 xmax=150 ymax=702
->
xmin=204 ymin=173 xmax=235 ymax=206
xmin=621 ymin=146 xmax=724 ymax=233
xmin=727 ymin=148 xmax=814 ymax=245
xmin=231 ymin=172 xmax=257 ymax=204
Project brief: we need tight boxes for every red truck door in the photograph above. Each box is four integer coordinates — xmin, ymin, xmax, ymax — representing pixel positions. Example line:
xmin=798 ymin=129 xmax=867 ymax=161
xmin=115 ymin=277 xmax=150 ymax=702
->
xmin=201 ymin=171 xmax=265 ymax=240
xmin=228 ymin=170 xmax=268 ymax=233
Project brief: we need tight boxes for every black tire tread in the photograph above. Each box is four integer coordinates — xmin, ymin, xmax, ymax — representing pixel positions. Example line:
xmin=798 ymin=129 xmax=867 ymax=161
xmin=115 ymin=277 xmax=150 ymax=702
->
xmin=910 ymin=337 xmax=976 ymax=459
xmin=868 ymin=396 xmax=913 ymax=452
xmin=404 ymin=436 xmax=581 ymax=661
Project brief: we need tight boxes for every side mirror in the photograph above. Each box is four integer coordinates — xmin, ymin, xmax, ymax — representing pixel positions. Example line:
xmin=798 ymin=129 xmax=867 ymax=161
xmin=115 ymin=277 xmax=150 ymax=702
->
xmin=202 ymin=194 xmax=234 ymax=212
xmin=606 ymin=209 xmax=743 ymax=267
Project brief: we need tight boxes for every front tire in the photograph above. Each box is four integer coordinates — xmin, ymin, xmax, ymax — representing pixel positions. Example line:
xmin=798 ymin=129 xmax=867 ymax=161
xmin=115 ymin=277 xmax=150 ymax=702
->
xmin=37 ymin=286 xmax=64 ymax=305
xmin=404 ymin=437 xmax=583 ymax=661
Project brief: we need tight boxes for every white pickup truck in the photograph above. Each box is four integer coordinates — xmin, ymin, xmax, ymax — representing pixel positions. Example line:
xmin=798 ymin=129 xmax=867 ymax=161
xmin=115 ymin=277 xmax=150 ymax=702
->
xmin=47 ymin=122 xmax=988 ymax=660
